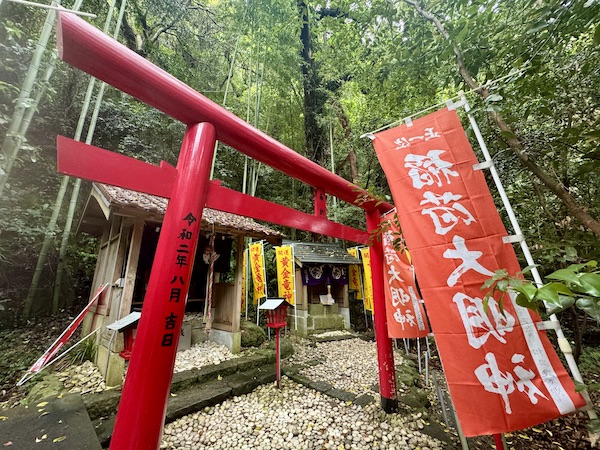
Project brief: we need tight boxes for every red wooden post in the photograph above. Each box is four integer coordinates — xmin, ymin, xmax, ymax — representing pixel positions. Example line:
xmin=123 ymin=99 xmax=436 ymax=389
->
xmin=366 ymin=209 xmax=399 ymax=413
xmin=493 ymin=433 xmax=504 ymax=449
xmin=275 ymin=327 xmax=281 ymax=388
xmin=110 ymin=123 xmax=216 ymax=449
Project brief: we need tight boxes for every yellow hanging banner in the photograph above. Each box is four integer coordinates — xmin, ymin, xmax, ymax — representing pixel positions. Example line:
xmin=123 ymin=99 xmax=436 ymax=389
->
xmin=360 ymin=247 xmax=374 ymax=312
xmin=275 ymin=246 xmax=295 ymax=305
xmin=347 ymin=247 xmax=363 ymax=300
xmin=249 ymin=242 xmax=266 ymax=304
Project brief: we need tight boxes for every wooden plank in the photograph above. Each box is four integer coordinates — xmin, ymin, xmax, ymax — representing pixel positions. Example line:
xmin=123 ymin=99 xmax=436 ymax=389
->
xmin=119 ymin=217 xmax=145 ymax=321
xmin=231 ymin=236 xmax=244 ymax=333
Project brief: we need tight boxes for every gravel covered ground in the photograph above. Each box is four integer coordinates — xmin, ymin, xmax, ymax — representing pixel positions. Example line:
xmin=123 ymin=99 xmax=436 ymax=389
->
xmin=173 ymin=341 xmax=241 ymax=373
xmin=161 ymin=378 xmax=444 ymax=450
xmin=288 ymin=337 xmax=405 ymax=397
xmin=160 ymin=337 xmax=447 ymax=450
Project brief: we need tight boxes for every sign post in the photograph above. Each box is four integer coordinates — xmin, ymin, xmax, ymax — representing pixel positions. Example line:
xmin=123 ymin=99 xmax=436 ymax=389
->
xmin=110 ymin=123 xmax=216 ymax=449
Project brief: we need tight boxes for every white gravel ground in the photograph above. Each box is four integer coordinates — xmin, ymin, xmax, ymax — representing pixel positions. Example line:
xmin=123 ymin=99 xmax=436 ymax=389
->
xmin=160 ymin=378 xmax=444 ymax=450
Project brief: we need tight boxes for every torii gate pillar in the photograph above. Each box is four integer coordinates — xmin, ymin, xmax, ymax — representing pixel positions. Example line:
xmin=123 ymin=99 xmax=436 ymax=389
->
xmin=367 ymin=209 xmax=399 ymax=412
xmin=110 ymin=123 xmax=216 ymax=449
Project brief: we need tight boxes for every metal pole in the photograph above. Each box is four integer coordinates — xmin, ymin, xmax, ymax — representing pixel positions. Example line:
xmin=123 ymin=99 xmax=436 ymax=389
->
xmin=417 ymin=338 xmax=422 ymax=374
xmin=110 ymin=122 xmax=216 ymax=449
xmin=6 ymin=0 xmax=96 ymax=17
xmin=366 ymin=209 xmax=398 ymax=413
xmin=461 ymin=96 xmax=597 ymax=421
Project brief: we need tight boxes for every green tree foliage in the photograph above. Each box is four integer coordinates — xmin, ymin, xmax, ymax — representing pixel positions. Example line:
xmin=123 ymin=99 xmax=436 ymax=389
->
xmin=1 ymin=0 xmax=599 ymax=321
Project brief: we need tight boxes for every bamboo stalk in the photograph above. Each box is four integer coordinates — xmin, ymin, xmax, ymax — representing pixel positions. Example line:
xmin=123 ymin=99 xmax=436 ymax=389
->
xmin=52 ymin=0 xmax=126 ymax=312
xmin=0 ymin=1 xmax=60 ymax=197
xmin=25 ymin=0 xmax=114 ymax=317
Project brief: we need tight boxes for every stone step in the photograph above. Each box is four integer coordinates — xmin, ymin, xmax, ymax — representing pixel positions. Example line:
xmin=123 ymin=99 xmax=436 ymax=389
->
xmin=92 ymin=362 xmax=277 ymax=448
xmin=0 ymin=394 xmax=101 ymax=450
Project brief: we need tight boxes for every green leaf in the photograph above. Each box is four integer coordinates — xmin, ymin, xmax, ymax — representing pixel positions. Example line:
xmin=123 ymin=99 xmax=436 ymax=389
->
xmin=579 ymin=273 xmax=600 ymax=297
xmin=515 ymin=293 xmax=539 ymax=312
xmin=574 ymin=380 xmax=587 ymax=392
xmin=536 ymin=284 xmax=560 ymax=304
xmin=575 ymin=297 xmax=600 ymax=322
xmin=527 ymin=21 xmax=549 ymax=34
xmin=487 ymin=94 xmax=503 ymax=102
xmin=481 ymin=278 xmax=495 ymax=289
xmin=547 ymin=282 xmax=575 ymax=297
xmin=496 ymin=279 xmax=508 ymax=293
xmin=500 ymin=130 xmax=515 ymax=140
xmin=512 ymin=283 xmax=537 ymax=301
xmin=588 ymin=418 xmax=600 ymax=434
xmin=546 ymin=268 xmax=580 ymax=285
xmin=521 ymin=265 xmax=538 ymax=275
xmin=546 ymin=295 xmax=575 ymax=315
xmin=565 ymin=246 xmax=577 ymax=258
xmin=594 ymin=23 xmax=600 ymax=46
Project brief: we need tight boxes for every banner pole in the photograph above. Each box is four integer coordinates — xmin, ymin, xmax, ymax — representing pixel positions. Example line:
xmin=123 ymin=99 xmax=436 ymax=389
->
xmin=461 ymin=96 xmax=597 ymax=421
xmin=245 ymin=248 xmax=249 ymax=320
xmin=417 ymin=338 xmax=422 ymax=374
xmin=357 ymin=246 xmax=369 ymax=329
xmin=292 ymin=245 xmax=298 ymax=331
xmin=493 ymin=434 xmax=503 ymax=450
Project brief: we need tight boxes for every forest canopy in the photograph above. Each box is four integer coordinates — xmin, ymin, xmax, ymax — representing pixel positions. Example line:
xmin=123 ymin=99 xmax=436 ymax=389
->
xmin=0 ymin=0 xmax=599 ymax=321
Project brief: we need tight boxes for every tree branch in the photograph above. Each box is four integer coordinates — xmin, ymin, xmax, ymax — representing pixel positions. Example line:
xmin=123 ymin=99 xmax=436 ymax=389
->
xmin=402 ymin=0 xmax=600 ymax=237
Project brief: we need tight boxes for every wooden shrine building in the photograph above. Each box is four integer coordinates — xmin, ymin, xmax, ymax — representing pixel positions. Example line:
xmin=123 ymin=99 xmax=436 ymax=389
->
xmin=288 ymin=242 xmax=360 ymax=336
xmin=78 ymin=183 xmax=283 ymax=385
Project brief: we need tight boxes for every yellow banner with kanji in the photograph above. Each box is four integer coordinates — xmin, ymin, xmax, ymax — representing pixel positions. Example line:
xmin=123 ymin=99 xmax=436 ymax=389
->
xmin=249 ymin=242 xmax=266 ymax=304
xmin=347 ymin=247 xmax=363 ymax=300
xmin=241 ymin=249 xmax=248 ymax=311
xmin=275 ymin=246 xmax=295 ymax=305
xmin=360 ymin=247 xmax=374 ymax=312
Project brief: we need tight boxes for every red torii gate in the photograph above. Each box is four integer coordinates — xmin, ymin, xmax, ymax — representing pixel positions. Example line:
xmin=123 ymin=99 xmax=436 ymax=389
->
xmin=56 ymin=12 xmax=397 ymax=449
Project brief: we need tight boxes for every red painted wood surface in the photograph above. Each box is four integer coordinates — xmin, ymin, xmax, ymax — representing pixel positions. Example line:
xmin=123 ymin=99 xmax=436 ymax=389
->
xmin=314 ymin=189 xmax=327 ymax=217
xmin=206 ymin=183 xmax=368 ymax=244
xmin=57 ymin=136 xmax=175 ymax=198
xmin=367 ymin=209 xmax=399 ymax=412
xmin=110 ymin=123 xmax=216 ymax=449
xmin=56 ymin=12 xmax=393 ymax=214
xmin=56 ymin=137 xmax=369 ymax=244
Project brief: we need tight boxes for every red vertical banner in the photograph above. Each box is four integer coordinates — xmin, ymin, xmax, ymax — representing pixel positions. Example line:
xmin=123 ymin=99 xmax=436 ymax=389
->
xmin=381 ymin=213 xmax=430 ymax=338
xmin=372 ymin=108 xmax=584 ymax=436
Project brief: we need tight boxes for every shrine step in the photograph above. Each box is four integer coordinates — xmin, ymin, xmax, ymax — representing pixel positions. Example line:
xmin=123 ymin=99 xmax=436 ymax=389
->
xmin=88 ymin=352 xmax=277 ymax=448
xmin=0 ymin=394 xmax=101 ymax=450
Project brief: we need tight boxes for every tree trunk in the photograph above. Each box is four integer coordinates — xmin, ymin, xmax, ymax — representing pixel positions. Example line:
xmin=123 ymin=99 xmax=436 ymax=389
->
xmin=402 ymin=0 xmax=600 ymax=238
xmin=297 ymin=0 xmax=326 ymax=165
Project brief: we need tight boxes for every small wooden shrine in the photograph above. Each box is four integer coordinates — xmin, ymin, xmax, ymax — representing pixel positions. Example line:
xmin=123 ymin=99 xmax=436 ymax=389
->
xmin=78 ymin=183 xmax=283 ymax=385
xmin=287 ymin=242 xmax=360 ymax=336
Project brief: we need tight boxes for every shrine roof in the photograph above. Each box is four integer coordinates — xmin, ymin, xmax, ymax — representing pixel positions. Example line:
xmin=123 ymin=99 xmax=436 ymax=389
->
xmin=288 ymin=242 xmax=361 ymax=265
xmin=79 ymin=183 xmax=284 ymax=242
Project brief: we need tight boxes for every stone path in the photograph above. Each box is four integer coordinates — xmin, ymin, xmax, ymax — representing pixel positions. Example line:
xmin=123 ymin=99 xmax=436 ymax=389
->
xmin=160 ymin=337 xmax=454 ymax=450
xmin=161 ymin=378 xmax=445 ymax=450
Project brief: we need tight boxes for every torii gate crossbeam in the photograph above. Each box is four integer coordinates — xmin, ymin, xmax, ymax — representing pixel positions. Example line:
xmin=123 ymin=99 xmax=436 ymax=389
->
xmin=55 ymin=11 xmax=398 ymax=450
xmin=56 ymin=12 xmax=392 ymax=214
